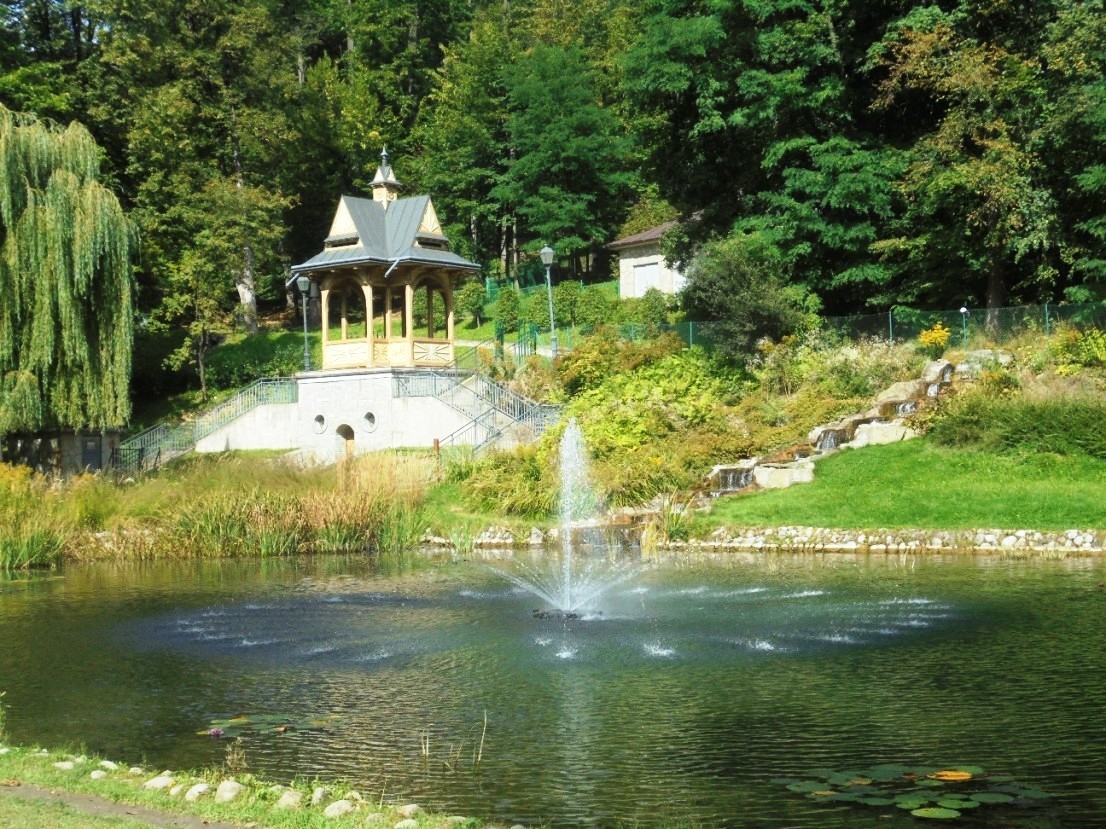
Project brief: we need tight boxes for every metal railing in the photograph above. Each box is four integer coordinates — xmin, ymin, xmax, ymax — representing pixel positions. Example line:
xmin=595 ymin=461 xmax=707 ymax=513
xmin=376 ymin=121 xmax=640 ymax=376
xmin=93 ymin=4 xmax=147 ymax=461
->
xmin=393 ymin=347 xmax=562 ymax=453
xmin=113 ymin=378 xmax=298 ymax=473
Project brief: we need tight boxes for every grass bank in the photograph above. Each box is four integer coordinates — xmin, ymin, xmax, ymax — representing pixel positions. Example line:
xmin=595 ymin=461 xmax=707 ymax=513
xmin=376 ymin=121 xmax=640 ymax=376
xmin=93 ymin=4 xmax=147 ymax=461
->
xmin=0 ymin=742 xmax=482 ymax=829
xmin=708 ymin=439 xmax=1106 ymax=531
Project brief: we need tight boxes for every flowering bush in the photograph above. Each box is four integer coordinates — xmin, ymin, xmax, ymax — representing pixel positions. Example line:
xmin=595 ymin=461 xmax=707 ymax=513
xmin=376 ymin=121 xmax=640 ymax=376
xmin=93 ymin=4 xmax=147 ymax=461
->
xmin=918 ymin=322 xmax=951 ymax=358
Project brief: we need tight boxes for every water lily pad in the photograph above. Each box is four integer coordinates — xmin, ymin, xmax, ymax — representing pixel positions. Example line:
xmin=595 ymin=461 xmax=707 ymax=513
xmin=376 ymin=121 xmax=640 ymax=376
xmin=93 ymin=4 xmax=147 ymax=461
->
xmin=970 ymin=792 xmax=1015 ymax=804
xmin=896 ymin=799 xmax=930 ymax=810
xmin=1019 ymin=789 xmax=1050 ymax=800
xmin=911 ymin=806 xmax=962 ymax=819
xmin=859 ymin=796 xmax=897 ymax=806
xmin=929 ymin=770 xmax=973 ymax=782
xmin=940 ymin=799 xmax=980 ymax=809
xmin=787 ymin=781 xmax=827 ymax=793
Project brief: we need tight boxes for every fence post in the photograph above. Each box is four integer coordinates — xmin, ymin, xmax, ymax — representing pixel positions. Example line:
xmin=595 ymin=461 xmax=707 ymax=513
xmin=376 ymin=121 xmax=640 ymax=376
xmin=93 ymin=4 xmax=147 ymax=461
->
xmin=888 ymin=310 xmax=894 ymax=344
xmin=1044 ymin=302 xmax=1050 ymax=337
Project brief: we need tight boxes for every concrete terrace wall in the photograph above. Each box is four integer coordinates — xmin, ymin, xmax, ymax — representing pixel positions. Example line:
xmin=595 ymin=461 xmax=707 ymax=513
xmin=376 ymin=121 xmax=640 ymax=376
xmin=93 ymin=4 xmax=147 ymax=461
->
xmin=193 ymin=368 xmax=469 ymax=465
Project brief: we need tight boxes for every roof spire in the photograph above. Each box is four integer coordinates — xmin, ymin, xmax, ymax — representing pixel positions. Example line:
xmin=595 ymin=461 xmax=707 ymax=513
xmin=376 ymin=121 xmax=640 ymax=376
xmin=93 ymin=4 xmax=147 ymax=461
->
xmin=370 ymin=147 xmax=402 ymax=209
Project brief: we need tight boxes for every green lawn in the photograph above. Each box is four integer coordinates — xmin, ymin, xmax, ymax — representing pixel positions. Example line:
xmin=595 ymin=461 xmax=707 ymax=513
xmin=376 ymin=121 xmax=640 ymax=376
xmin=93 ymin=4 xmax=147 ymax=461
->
xmin=707 ymin=440 xmax=1106 ymax=531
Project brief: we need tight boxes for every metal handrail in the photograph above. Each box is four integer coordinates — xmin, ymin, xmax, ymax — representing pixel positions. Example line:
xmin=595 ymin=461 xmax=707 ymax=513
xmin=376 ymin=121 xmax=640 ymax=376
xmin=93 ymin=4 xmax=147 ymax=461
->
xmin=114 ymin=377 xmax=298 ymax=473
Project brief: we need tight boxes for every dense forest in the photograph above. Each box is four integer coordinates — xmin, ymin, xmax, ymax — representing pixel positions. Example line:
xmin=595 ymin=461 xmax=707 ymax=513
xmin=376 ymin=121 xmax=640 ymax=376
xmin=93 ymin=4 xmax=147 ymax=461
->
xmin=1 ymin=0 xmax=1105 ymax=339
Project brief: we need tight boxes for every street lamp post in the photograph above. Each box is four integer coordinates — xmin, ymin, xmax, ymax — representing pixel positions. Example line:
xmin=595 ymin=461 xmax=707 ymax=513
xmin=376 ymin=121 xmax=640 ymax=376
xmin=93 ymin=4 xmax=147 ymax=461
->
xmin=959 ymin=306 xmax=969 ymax=350
xmin=540 ymin=245 xmax=557 ymax=358
xmin=296 ymin=274 xmax=312 ymax=371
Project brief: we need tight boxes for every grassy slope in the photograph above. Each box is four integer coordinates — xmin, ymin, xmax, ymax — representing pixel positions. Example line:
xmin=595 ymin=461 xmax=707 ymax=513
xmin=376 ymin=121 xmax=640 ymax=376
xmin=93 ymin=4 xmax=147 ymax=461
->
xmin=707 ymin=439 xmax=1106 ymax=531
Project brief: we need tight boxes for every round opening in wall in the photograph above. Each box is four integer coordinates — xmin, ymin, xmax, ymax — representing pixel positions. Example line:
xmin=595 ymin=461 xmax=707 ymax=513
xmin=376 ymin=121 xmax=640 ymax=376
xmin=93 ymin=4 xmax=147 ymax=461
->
xmin=312 ymin=414 xmax=326 ymax=434
xmin=363 ymin=411 xmax=377 ymax=432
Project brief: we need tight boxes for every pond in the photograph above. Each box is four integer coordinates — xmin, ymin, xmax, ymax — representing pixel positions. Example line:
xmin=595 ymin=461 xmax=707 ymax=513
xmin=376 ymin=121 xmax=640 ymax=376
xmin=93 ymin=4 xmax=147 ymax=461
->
xmin=1 ymin=550 xmax=1105 ymax=827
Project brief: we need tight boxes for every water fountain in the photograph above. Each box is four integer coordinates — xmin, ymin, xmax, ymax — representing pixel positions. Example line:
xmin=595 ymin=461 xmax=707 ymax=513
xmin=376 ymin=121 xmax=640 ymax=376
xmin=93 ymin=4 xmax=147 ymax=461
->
xmin=491 ymin=418 xmax=641 ymax=617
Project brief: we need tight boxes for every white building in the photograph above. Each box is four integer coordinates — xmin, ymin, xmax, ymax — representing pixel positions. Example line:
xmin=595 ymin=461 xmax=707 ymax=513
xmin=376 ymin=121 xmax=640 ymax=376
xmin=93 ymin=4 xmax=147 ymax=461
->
xmin=608 ymin=221 xmax=686 ymax=299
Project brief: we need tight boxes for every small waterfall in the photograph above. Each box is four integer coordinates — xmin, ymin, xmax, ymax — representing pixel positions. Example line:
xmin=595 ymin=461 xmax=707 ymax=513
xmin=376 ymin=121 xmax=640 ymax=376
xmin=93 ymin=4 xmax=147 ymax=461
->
xmin=815 ymin=429 xmax=844 ymax=452
xmin=896 ymin=401 xmax=917 ymax=416
xmin=718 ymin=468 xmax=754 ymax=492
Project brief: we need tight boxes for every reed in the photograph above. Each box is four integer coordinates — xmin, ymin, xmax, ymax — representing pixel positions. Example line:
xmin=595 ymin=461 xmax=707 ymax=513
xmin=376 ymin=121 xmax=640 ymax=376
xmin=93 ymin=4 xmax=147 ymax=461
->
xmin=0 ymin=464 xmax=70 ymax=569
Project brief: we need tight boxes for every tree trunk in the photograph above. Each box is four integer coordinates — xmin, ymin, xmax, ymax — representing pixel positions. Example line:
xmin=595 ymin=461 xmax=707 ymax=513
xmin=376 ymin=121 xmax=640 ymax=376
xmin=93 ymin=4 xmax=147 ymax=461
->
xmin=985 ymin=257 xmax=1007 ymax=333
xmin=230 ymin=126 xmax=259 ymax=334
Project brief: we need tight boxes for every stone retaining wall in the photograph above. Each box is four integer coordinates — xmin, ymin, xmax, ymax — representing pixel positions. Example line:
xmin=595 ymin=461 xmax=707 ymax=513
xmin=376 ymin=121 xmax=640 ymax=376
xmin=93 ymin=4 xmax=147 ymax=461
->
xmin=459 ymin=525 xmax=1105 ymax=554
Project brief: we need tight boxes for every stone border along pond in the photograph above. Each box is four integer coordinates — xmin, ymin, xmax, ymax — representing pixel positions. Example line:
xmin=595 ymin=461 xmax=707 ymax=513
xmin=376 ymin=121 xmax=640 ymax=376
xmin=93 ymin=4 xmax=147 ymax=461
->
xmin=446 ymin=525 xmax=1105 ymax=554
xmin=0 ymin=744 xmax=506 ymax=829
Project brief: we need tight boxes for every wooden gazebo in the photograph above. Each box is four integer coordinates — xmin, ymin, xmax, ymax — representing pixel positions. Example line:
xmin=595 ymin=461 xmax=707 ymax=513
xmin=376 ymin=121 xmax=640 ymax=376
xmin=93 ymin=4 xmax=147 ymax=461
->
xmin=292 ymin=151 xmax=479 ymax=370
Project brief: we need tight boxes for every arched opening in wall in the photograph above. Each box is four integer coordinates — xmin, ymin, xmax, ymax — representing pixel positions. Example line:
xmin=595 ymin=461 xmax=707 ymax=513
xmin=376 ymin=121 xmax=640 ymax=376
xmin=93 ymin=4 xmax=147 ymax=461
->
xmin=336 ymin=424 xmax=355 ymax=459
xmin=328 ymin=279 xmax=367 ymax=341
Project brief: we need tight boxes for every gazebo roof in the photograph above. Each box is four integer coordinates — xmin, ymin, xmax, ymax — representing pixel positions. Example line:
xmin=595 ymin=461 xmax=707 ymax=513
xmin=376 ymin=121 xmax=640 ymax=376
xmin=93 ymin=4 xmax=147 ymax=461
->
xmin=293 ymin=193 xmax=479 ymax=276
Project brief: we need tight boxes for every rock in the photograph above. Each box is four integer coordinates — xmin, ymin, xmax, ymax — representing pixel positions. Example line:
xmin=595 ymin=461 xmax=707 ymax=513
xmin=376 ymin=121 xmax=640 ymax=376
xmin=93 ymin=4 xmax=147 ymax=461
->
xmin=323 ymin=799 xmax=355 ymax=818
xmin=921 ymin=360 xmax=954 ymax=384
xmin=169 ymin=783 xmax=186 ymax=797
xmin=396 ymin=804 xmax=423 ymax=819
xmin=215 ymin=780 xmax=245 ymax=803
xmin=274 ymin=789 xmax=304 ymax=810
xmin=53 ymin=761 xmax=75 ymax=770
xmin=394 ymin=820 xmax=419 ymax=829
xmin=90 ymin=770 xmax=108 ymax=780
xmin=129 ymin=767 xmax=144 ymax=775
xmin=0 ymin=748 xmax=9 ymax=755
xmin=311 ymin=786 xmax=331 ymax=806
xmin=98 ymin=760 xmax=119 ymax=771
xmin=528 ymin=527 xmax=545 ymax=545
xmin=184 ymin=783 xmax=210 ymax=802
xmin=143 ymin=775 xmax=174 ymax=791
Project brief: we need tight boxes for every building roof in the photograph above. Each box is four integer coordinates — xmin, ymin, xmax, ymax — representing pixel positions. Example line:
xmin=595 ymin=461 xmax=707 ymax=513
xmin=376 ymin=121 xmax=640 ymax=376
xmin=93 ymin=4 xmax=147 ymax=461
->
xmin=292 ymin=193 xmax=479 ymax=275
xmin=607 ymin=220 xmax=678 ymax=251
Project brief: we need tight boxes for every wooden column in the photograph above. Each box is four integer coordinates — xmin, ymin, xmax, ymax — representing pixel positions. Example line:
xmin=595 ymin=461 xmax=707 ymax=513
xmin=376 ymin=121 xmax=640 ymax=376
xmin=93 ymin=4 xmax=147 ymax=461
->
xmin=404 ymin=282 xmax=415 ymax=365
xmin=445 ymin=276 xmax=455 ymax=342
xmin=362 ymin=282 xmax=374 ymax=366
xmin=384 ymin=286 xmax=392 ymax=339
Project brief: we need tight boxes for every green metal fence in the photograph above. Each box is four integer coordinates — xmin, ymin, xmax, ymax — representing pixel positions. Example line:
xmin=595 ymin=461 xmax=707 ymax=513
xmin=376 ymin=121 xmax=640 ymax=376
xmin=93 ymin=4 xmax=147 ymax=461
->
xmin=658 ymin=302 xmax=1106 ymax=351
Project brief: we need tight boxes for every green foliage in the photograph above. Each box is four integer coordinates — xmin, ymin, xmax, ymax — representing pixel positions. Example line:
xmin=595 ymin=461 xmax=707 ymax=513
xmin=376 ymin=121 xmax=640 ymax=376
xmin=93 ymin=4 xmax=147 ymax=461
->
xmin=494 ymin=286 xmax=521 ymax=334
xmin=556 ymin=329 xmax=685 ymax=395
xmin=681 ymin=232 xmax=814 ymax=364
xmin=495 ymin=44 xmax=633 ymax=261
xmin=927 ymin=392 xmax=1106 ymax=459
xmin=202 ymin=331 xmax=305 ymax=391
xmin=0 ymin=463 xmax=69 ymax=569
xmin=576 ymin=285 xmax=615 ymax=331
xmin=456 ymin=280 xmax=487 ymax=327
xmin=0 ymin=105 xmax=134 ymax=433
xmin=617 ymin=288 xmax=671 ymax=332
xmin=553 ymin=280 xmax=583 ymax=327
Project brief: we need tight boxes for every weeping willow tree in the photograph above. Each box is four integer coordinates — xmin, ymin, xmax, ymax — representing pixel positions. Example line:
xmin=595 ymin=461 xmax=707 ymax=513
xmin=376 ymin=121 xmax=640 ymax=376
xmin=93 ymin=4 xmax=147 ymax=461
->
xmin=0 ymin=105 xmax=134 ymax=435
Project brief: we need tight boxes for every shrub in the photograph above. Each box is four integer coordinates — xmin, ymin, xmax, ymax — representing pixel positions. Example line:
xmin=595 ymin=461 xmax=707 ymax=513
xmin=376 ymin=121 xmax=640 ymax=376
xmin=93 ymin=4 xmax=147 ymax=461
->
xmin=918 ymin=322 xmax=952 ymax=358
xmin=494 ymin=286 xmax=521 ymax=334
xmin=928 ymin=391 xmax=1106 ymax=459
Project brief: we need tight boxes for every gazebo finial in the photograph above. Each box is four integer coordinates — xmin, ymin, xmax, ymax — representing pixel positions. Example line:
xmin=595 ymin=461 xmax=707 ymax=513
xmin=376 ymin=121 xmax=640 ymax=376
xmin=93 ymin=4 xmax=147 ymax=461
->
xmin=370 ymin=146 xmax=402 ymax=207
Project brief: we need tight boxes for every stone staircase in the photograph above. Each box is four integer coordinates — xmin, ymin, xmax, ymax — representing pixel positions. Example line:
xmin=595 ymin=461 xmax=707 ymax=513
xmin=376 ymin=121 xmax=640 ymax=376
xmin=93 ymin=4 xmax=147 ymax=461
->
xmin=392 ymin=362 xmax=560 ymax=453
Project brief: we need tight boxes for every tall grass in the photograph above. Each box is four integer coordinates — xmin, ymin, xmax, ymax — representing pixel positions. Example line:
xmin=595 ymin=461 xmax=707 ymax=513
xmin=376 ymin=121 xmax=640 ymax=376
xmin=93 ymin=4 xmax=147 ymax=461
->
xmin=1 ymin=450 xmax=436 ymax=566
xmin=0 ymin=465 xmax=69 ymax=569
